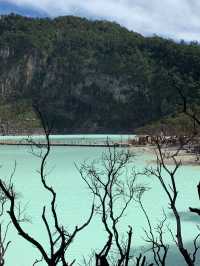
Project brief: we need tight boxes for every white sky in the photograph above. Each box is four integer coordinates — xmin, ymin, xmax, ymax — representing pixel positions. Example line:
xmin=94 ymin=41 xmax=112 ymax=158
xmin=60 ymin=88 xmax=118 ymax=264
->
xmin=3 ymin=0 xmax=200 ymax=41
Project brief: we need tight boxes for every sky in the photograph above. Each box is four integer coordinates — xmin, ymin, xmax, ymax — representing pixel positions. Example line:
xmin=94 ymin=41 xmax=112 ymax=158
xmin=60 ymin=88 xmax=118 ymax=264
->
xmin=0 ymin=0 xmax=199 ymax=42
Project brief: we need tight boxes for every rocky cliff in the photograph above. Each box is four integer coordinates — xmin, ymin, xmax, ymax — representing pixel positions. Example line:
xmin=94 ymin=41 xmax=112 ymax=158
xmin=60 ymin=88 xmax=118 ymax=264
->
xmin=0 ymin=14 xmax=200 ymax=133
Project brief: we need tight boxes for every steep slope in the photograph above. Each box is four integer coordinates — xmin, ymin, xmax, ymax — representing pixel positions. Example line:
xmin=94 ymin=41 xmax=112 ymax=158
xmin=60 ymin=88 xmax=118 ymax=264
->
xmin=0 ymin=14 xmax=200 ymax=133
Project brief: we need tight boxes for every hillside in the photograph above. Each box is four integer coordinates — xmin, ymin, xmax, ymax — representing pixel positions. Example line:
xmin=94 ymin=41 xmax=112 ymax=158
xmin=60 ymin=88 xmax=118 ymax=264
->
xmin=0 ymin=14 xmax=200 ymax=133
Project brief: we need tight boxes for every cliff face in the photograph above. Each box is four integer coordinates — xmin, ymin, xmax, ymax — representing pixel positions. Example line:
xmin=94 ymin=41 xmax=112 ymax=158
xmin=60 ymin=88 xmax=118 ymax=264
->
xmin=0 ymin=14 xmax=200 ymax=133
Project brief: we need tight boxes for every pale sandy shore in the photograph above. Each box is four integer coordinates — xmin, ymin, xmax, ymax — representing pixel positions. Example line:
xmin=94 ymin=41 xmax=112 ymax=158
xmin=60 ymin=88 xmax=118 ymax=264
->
xmin=130 ymin=145 xmax=200 ymax=166
xmin=158 ymin=152 xmax=200 ymax=166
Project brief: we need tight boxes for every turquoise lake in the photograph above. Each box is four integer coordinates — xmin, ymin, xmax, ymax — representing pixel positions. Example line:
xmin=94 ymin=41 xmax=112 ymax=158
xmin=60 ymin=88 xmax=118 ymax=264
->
xmin=0 ymin=135 xmax=199 ymax=265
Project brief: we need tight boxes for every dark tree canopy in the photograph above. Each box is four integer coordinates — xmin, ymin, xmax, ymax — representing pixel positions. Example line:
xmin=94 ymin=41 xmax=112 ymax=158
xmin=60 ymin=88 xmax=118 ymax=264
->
xmin=0 ymin=14 xmax=200 ymax=133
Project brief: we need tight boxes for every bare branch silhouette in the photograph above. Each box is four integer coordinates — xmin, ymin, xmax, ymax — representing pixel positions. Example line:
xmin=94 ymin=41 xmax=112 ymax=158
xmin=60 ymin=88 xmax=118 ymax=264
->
xmin=0 ymin=107 xmax=94 ymax=265
xmin=78 ymin=144 xmax=145 ymax=265
xmin=135 ymin=188 xmax=169 ymax=266
xmin=145 ymin=137 xmax=200 ymax=266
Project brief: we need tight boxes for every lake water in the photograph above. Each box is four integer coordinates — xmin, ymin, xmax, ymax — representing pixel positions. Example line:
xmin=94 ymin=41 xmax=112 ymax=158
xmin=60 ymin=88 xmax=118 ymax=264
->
xmin=0 ymin=134 xmax=135 ymax=145
xmin=0 ymin=135 xmax=200 ymax=265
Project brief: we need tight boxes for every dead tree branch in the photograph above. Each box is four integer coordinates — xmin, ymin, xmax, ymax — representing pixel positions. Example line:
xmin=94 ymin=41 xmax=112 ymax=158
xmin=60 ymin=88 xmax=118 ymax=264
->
xmin=0 ymin=107 xmax=94 ymax=265
xmin=135 ymin=188 xmax=169 ymax=266
xmin=78 ymin=144 xmax=144 ymax=265
xmin=145 ymin=138 xmax=199 ymax=266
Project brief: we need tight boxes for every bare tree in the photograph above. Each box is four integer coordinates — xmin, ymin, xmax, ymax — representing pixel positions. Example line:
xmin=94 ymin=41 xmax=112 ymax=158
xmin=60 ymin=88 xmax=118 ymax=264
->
xmin=135 ymin=188 xmax=169 ymax=266
xmin=0 ymin=109 xmax=94 ymax=266
xmin=135 ymin=253 xmax=153 ymax=266
xmin=0 ymin=190 xmax=11 ymax=266
xmin=78 ymin=144 xmax=146 ymax=266
xmin=145 ymin=137 xmax=200 ymax=266
xmin=176 ymin=87 xmax=200 ymax=216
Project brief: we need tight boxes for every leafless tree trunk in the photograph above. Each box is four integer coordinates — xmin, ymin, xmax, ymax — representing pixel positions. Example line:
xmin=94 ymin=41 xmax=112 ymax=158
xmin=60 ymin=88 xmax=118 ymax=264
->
xmin=0 ymin=190 xmax=11 ymax=266
xmin=78 ymin=144 xmax=145 ymax=266
xmin=0 ymin=108 xmax=94 ymax=265
xmin=136 ymin=188 xmax=169 ymax=266
xmin=135 ymin=254 xmax=153 ymax=266
xmin=177 ymin=87 xmax=200 ymax=217
xmin=145 ymin=137 xmax=200 ymax=266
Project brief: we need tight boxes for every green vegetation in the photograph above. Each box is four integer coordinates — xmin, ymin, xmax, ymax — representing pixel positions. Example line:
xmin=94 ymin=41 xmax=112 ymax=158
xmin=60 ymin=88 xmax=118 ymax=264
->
xmin=0 ymin=101 xmax=40 ymax=134
xmin=135 ymin=112 xmax=195 ymax=136
xmin=0 ymin=14 xmax=200 ymax=133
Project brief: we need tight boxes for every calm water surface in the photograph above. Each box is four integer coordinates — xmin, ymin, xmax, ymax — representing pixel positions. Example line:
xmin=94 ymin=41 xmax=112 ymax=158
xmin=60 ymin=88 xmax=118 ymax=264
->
xmin=0 ymin=135 xmax=199 ymax=265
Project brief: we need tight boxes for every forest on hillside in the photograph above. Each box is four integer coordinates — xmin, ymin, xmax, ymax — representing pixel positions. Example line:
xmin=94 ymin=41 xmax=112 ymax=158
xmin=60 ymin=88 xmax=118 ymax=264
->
xmin=0 ymin=14 xmax=200 ymax=133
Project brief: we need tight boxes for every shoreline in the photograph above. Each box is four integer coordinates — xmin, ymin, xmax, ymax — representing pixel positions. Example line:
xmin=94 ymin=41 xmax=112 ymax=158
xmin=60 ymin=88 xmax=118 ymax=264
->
xmin=131 ymin=145 xmax=200 ymax=166
xmin=0 ymin=133 xmax=199 ymax=166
